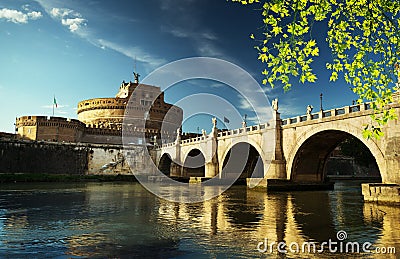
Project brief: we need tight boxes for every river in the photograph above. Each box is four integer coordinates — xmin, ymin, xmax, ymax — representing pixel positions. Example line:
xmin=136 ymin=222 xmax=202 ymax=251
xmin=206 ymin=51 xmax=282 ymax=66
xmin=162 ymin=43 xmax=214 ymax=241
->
xmin=0 ymin=181 xmax=398 ymax=258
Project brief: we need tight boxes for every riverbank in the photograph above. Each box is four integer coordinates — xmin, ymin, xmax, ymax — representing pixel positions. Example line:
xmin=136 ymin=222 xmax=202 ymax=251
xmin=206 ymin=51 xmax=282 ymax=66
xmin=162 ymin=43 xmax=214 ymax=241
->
xmin=0 ymin=173 xmax=138 ymax=183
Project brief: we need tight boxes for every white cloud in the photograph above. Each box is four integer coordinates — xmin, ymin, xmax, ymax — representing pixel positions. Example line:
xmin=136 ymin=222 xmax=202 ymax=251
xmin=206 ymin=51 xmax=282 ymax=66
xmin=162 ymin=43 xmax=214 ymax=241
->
xmin=168 ymin=28 xmax=189 ymax=38
xmin=28 ymin=11 xmax=43 ymax=20
xmin=61 ymin=17 xmax=86 ymax=32
xmin=201 ymin=32 xmax=217 ymax=41
xmin=162 ymin=27 xmax=225 ymax=59
xmin=0 ymin=8 xmax=42 ymax=24
xmin=22 ymin=4 xmax=30 ymax=12
xmin=35 ymin=2 xmax=166 ymax=70
xmin=0 ymin=8 xmax=28 ymax=23
xmin=50 ymin=7 xmax=75 ymax=18
xmin=197 ymin=42 xmax=224 ymax=58
xmin=49 ymin=7 xmax=86 ymax=33
xmin=238 ymin=97 xmax=257 ymax=112
xmin=163 ymin=26 xmax=218 ymax=41
xmin=97 ymin=39 xmax=166 ymax=68
xmin=42 ymin=104 xmax=69 ymax=109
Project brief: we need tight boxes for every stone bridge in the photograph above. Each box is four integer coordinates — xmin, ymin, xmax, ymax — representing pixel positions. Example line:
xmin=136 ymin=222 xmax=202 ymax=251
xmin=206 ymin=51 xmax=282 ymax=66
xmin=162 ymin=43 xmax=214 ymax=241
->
xmin=155 ymin=102 xmax=400 ymax=188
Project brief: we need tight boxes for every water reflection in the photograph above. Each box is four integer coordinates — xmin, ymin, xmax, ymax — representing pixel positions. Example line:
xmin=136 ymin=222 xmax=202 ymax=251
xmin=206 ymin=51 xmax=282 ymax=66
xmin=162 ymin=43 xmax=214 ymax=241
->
xmin=363 ymin=203 xmax=400 ymax=255
xmin=0 ymin=182 xmax=398 ymax=258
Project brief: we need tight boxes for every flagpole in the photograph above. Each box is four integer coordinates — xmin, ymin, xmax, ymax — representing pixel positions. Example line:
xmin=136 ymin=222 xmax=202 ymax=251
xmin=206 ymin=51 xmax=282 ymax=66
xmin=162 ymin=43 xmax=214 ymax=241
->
xmin=52 ymin=95 xmax=55 ymax=117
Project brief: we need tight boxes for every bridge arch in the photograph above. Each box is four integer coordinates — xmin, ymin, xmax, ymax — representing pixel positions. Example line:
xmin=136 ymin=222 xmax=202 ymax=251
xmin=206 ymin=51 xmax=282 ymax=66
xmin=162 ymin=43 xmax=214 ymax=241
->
xmin=182 ymin=148 xmax=206 ymax=177
xmin=158 ymin=152 xmax=173 ymax=176
xmin=286 ymin=123 xmax=385 ymax=182
xmin=220 ymin=141 xmax=265 ymax=179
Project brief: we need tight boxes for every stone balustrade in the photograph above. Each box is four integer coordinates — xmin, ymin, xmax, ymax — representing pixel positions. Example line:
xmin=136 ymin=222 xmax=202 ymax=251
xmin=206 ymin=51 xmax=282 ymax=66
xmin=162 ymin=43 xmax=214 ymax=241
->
xmin=281 ymin=103 xmax=372 ymax=126
xmin=159 ymin=121 xmax=273 ymax=148
xmin=158 ymin=102 xmax=382 ymax=149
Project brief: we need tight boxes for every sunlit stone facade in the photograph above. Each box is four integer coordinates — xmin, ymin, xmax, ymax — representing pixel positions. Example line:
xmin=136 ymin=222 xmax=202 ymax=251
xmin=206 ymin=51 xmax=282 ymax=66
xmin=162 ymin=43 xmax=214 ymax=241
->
xmin=16 ymin=79 xmax=182 ymax=145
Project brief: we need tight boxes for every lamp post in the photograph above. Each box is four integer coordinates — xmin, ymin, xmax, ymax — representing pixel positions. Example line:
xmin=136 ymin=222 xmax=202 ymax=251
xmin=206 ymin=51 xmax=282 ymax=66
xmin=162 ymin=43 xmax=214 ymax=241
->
xmin=320 ymin=93 xmax=323 ymax=111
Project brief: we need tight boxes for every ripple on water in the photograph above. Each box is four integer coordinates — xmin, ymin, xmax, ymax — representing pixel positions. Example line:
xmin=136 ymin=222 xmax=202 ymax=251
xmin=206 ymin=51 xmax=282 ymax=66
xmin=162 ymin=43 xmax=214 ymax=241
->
xmin=0 ymin=182 xmax=398 ymax=258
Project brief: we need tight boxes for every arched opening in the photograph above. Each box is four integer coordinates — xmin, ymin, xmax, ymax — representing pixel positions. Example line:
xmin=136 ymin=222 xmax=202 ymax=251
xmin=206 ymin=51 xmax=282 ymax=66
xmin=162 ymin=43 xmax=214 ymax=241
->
xmin=158 ymin=153 xmax=172 ymax=176
xmin=221 ymin=142 xmax=264 ymax=182
xmin=183 ymin=149 xmax=205 ymax=177
xmin=291 ymin=130 xmax=380 ymax=182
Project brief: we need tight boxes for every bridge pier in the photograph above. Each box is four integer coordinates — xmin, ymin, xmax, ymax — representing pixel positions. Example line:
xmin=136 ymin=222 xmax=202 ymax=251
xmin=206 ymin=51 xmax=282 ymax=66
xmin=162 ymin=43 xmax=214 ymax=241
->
xmin=362 ymin=113 xmax=400 ymax=204
xmin=247 ymin=111 xmax=287 ymax=188
xmin=266 ymin=111 xmax=286 ymax=179
xmin=205 ymin=120 xmax=220 ymax=178
xmin=205 ymin=162 xmax=219 ymax=178
xmin=264 ymin=160 xmax=286 ymax=179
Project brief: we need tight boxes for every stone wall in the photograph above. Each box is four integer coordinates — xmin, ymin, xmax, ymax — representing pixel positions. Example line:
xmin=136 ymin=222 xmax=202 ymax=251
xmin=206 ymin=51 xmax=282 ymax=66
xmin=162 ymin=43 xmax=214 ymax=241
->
xmin=0 ymin=140 xmax=89 ymax=174
xmin=87 ymin=144 xmax=129 ymax=174
xmin=0 ymin=139 xmax=152 ymax=175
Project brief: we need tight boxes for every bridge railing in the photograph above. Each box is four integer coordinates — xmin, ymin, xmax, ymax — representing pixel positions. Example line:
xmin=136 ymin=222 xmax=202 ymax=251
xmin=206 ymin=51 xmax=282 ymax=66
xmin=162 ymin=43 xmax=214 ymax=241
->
xmin=160 ymin=142 xmax=176 ymax=148
xmin=181 ymin=135 xmax=210 ymax=145
xmin=180 ymin=122 xmax=273 ymax=144
xmin=159 ymin=102 xmax=375 ymax=148
xmin=159 ymin=121 xmax=274 ymax=148
xmin=217 ymin=122 xmax=272 ymax=138
xmin=281 ymin=102 xmax=372 ymax=126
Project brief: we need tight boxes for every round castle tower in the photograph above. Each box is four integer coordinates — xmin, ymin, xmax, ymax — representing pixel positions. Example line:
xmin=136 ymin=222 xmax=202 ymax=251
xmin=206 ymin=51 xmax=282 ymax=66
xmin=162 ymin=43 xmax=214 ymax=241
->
xmin=77 ymin=76 xmax=183 ymax=141
xmin=16 ymin=73 xmax=183 ymax=144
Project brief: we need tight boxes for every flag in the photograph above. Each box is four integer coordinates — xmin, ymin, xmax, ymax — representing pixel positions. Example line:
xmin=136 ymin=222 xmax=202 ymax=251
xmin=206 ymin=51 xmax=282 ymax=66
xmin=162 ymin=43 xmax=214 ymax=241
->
xmin=223 ymin=116 xmax=230 ymax=123
xmin=53 ymin=96 xmax=58 ymax=108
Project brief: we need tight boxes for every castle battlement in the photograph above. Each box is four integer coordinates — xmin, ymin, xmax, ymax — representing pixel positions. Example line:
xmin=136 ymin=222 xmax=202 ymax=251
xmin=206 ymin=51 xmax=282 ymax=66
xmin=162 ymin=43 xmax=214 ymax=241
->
xmin=17 ymin=116 xmax=85 ymax=129
xmin=15 ymin=74 xmax=182 ymax=145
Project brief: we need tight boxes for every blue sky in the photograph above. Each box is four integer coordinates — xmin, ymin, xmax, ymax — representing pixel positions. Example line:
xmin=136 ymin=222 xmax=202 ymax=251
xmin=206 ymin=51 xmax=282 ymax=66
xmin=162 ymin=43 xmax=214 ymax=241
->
xmin=0 ymin=0 xmax=359 ymax=133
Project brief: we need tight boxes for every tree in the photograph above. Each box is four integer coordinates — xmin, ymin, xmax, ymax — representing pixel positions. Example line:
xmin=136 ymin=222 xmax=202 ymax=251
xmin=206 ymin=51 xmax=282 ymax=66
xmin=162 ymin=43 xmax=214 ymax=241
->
xmin=231 ymin=0 xmax=400 ymax=139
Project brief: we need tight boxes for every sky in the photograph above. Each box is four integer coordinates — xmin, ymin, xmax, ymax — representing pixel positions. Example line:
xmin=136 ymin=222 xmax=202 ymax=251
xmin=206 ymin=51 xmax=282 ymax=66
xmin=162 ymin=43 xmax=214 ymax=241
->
xmin=0 ymin=0 xmax=360 ymax=134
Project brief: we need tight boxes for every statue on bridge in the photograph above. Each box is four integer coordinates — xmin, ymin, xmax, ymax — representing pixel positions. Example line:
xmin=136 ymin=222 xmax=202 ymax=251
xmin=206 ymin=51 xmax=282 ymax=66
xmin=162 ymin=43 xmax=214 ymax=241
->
xmin=212 ymin=117 xmax=217 ymax=128
xmin=176 ymin=128 xmax=181 ymax=142
xmin=202 ymin=129 xmax=207 ymax=136
xmin=272 ymin=98 xmax=278 ymax=111
xmin=307 ymin=105 xmax=313 ymax=115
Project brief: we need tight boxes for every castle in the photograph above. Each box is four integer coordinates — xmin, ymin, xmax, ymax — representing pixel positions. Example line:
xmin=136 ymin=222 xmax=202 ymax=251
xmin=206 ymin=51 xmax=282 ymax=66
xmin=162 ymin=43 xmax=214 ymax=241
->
xmin=15 ymin=75 xmax=183 ymax=145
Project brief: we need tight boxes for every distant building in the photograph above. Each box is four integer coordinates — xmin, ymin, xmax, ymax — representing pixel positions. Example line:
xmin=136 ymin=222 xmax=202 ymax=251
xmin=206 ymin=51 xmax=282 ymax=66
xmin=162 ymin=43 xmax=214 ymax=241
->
xmin=16 ymin=77 xmax=182 ymax=145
